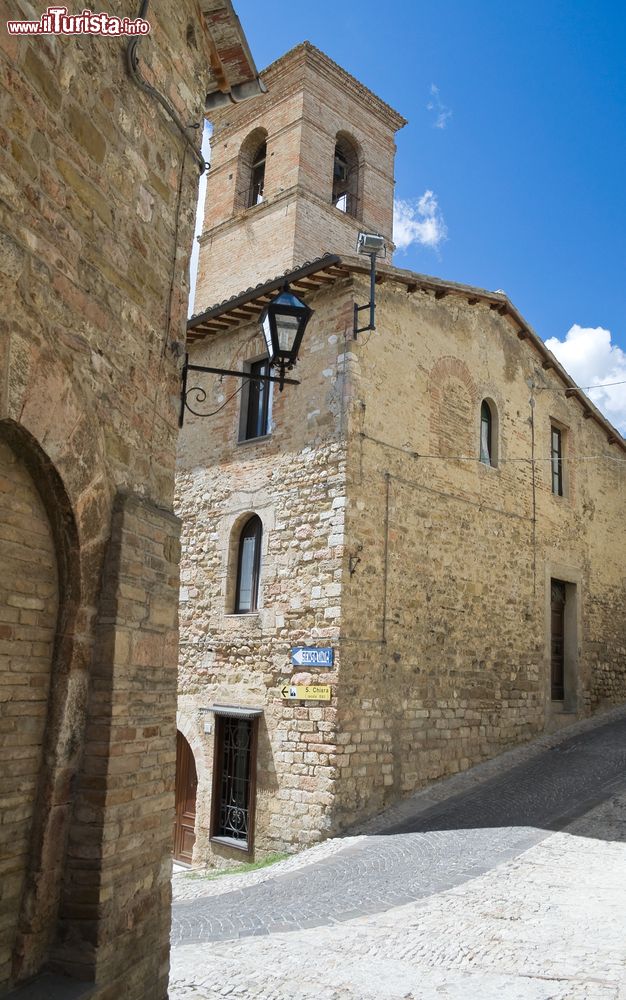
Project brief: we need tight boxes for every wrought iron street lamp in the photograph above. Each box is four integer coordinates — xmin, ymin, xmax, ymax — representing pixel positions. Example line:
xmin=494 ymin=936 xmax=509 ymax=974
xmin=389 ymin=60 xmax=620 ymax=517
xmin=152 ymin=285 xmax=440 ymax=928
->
xmin=260 ymin=287 xmax=313 ymax=389
xmin=179 ymin=286 xmax=313 ymax=425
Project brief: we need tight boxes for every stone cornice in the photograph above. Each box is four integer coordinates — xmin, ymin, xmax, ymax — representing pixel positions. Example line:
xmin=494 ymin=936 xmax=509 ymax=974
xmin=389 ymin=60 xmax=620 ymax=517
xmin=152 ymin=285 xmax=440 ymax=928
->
xmin=197 ymin=184 xmax=392 ymax=247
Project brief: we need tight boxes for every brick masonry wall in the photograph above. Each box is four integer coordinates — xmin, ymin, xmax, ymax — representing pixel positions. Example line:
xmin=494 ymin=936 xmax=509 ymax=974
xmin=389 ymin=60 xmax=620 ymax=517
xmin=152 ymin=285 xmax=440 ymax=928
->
xmin=1 ymin=1 xmax=216 ymax=994
xmin=194 ymin=43 xmax=404 ymax=312
xmin=0 ymin=439 xmax=59 ymax=985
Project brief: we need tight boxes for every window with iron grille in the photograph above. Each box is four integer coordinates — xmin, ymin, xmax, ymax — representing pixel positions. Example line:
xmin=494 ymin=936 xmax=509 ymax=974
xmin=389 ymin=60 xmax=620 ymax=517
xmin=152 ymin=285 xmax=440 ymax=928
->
xmin=211 ymin=714 xmax=258 ymax=851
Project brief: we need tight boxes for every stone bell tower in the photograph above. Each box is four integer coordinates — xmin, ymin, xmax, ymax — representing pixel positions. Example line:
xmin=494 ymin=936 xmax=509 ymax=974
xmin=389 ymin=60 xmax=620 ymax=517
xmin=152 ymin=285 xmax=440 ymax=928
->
xmin=193 ymin=42 xmax=406 ymax=311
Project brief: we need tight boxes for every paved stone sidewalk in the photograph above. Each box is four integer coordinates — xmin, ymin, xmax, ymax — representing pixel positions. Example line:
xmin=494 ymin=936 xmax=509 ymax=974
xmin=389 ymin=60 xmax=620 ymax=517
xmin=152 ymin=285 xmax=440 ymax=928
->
xmin=170 ymin=710 xmax=626 ymax=998
xmin=171 ymin=713 xmax=626 ymax=945
xmin=172 ymin=836 xmax=363 ymax=904
xmin=171 ymin=790 xmax=626 ymax=999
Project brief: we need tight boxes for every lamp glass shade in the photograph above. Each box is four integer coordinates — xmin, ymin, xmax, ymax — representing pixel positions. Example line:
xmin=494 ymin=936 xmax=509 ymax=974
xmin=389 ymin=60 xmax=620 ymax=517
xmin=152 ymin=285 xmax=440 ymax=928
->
xmin=261 ymin=313 xmax=273 ymax=359
xmin=260 ymin=289 xmax=312 ymax=368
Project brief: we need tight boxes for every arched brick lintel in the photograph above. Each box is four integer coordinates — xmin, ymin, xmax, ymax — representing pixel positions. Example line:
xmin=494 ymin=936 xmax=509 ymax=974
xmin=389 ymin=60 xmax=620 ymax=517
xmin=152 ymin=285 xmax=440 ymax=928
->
xmin=428 ymin=355 xmax=480 ymax=405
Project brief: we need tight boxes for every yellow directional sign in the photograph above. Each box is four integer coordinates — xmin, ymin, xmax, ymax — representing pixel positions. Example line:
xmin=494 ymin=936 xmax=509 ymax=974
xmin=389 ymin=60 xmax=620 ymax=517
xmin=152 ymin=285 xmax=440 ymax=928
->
xmin=281 ymin=684 xmax=331 ymax=701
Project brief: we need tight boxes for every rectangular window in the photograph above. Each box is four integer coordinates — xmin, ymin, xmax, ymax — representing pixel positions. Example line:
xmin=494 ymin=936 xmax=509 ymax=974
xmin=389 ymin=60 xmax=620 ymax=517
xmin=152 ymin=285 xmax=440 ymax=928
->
xmin=239 ymin=358 xmax=272 ymax=441
xmin=211 ymin=714 xmax=258 ymax=851
xmin=550 ymin=579 xmax=566 ymax=700
xmin=551 ymin=426 xmax=563 ymax=496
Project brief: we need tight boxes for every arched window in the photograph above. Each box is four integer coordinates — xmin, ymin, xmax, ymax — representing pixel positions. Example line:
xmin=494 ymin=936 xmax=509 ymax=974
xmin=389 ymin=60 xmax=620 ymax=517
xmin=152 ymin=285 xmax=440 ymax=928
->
xmin=332 ymin=133 xmax=360 ymax=217
xmin=480 ymin=399 xmax=498 ymax=467
xmin=236 ymin=128 xmax=268 ymax=212
xmin=235 ymin=515 xmax=262 ymax=612
xmin=248 ymin=141 xmax=266 ymax=207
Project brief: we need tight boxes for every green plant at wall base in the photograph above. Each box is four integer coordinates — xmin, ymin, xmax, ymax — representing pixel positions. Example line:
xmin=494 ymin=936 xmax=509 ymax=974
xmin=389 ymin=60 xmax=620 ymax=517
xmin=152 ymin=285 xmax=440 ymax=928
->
xmin=184 ymin=852 xmax=289 ymax=881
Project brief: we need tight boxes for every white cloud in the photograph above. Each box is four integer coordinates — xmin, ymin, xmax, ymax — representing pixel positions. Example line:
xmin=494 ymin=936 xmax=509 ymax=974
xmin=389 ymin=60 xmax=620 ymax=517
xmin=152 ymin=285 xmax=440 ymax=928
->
xmin=393 ymin=191 xmax=448 ymax=252
xmin=427 ymin=84 xmax=452 ymax=130
xmin=545 ymin=324 xmax=626 ymax=434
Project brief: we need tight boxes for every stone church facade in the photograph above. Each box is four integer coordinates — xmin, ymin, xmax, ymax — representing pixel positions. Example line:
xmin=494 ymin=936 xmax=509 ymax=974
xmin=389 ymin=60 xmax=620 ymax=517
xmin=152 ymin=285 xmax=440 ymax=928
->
xmin=1 ymin=3 xmax=260 ymax=997
xmin=176 ymin=43 xmax=626 ymax=867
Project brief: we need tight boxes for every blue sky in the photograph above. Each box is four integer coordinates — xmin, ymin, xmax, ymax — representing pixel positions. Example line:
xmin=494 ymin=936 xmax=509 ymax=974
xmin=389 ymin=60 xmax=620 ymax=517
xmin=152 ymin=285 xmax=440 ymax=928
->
xmin=200 ymin=0 xmax=626 ymax=432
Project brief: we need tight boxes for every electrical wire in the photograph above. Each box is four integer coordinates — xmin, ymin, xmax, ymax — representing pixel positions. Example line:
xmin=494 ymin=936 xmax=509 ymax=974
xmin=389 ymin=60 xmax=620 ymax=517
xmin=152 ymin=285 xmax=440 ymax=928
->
xmin=147 ymin=147 xmax=189 ymax=486
xmin=360 ymin=433 xmax=626 ymax=464
xmin=536 ymin=379 xmax=626 ymax=392
xmin=416 ymin=454 xmax=626 ymax=464
xmin=126 ymin=4 xmax=206 ymax=174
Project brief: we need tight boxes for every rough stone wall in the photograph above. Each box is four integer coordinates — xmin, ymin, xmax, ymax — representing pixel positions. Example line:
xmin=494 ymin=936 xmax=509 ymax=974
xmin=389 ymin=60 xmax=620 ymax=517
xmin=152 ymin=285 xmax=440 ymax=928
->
xmin=0 ymin=2 xmax=214 ymax=994
xmin=176 ymin=285 xmax=354 ymax=862
xmin=179 ymin=272 xmax=624 ymax=857
xmin=333 ymin=277 xmax=626 ymax=829
xmin=194 ymin=43 xmax=404 ymax=312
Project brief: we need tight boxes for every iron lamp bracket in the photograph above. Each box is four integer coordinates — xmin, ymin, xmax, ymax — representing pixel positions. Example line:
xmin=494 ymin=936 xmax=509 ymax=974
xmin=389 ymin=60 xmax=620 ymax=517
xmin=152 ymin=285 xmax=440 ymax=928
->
xmin=179 ymin=356 xmax=299 ymax=427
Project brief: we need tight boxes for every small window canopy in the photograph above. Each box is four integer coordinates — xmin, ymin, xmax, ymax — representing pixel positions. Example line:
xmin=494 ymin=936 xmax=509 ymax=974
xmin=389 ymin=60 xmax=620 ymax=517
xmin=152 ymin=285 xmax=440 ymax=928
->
xmin=210 ymin=704 xmax=264 ymax=719
xmin=260 ymin=287 xmax=313 ymax=389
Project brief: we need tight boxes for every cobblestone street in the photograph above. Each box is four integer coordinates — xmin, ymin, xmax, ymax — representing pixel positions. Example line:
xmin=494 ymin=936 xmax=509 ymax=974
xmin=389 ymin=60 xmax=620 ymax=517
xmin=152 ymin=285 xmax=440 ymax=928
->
xmin=170 ymin=710 xmax=626 ymax=999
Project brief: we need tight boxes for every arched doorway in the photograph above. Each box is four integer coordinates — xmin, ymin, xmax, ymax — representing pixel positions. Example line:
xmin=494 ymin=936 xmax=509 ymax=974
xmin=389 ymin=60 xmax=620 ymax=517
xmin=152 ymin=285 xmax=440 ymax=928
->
xmin=173 ymin=731 xmax=197 ymax=864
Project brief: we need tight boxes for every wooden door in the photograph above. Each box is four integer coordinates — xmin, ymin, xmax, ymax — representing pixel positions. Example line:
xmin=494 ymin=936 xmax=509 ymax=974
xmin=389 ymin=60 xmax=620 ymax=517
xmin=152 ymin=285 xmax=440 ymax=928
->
xmin=550 ymin=580 xmax=566 ymax=701
xmin=173 ymin=731 xmax=197 ymax=864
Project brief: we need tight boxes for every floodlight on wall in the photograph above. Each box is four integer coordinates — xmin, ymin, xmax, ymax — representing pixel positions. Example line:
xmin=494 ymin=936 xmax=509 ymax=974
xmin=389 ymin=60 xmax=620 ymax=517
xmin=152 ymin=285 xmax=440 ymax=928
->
xmin=357 ymin=233 xmax=386 ymax=254
xmin=354 ymin=232 xmax=386 ymax=337
xmin=179 ymin=286 xmax=313 ymax=426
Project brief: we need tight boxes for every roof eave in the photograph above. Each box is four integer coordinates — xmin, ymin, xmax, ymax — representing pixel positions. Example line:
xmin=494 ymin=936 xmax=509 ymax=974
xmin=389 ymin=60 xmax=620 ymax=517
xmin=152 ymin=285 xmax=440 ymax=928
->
xmin=339 ymin=257 xmax=626 ymax=454
xmin=201 ymin=0 xmax=266 ymax=110
xmin=187 ymin=254 xmax=344 ymax=340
